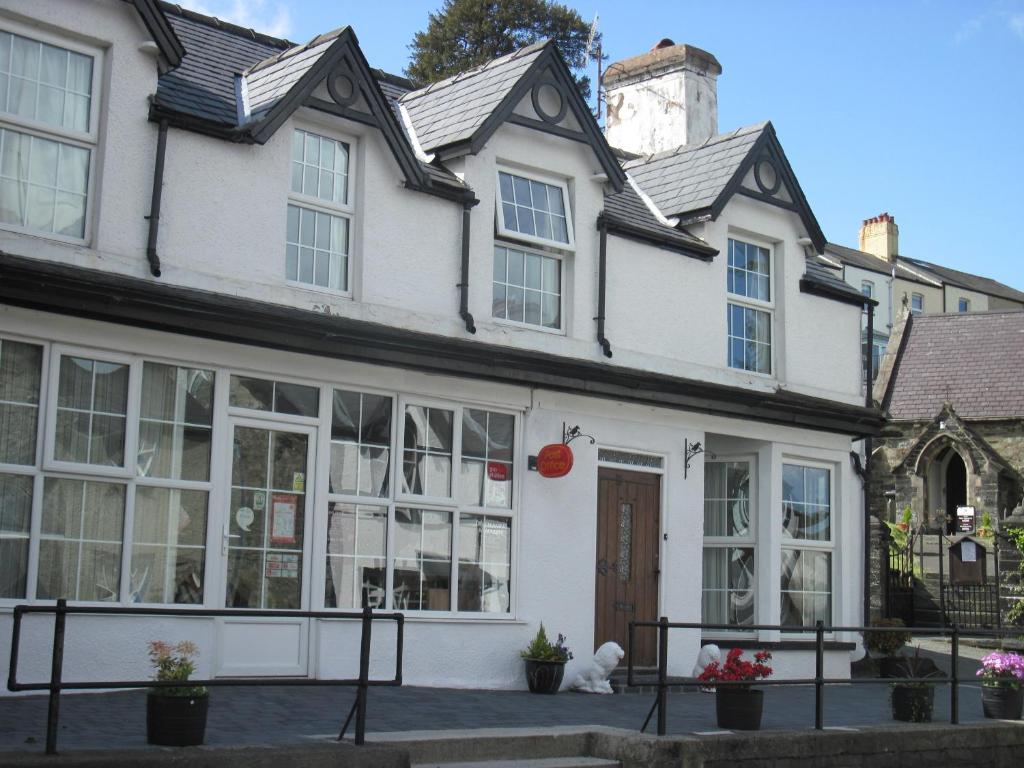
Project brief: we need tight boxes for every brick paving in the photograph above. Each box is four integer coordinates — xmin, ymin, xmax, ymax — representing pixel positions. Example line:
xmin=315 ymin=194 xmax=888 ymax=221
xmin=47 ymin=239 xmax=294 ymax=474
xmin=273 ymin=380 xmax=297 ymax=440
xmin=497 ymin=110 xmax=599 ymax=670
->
xmin=0 ymin=680 xmax=991 ymax=754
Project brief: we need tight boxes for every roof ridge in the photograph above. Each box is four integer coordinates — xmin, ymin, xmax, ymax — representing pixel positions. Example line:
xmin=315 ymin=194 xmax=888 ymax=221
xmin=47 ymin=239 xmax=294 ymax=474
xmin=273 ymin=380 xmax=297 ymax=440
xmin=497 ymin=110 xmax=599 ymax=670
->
xmin=245 ymin=26 xmax=349 ymax=75
xmin=400 ymin=40 xmax=550 ymax=102
xmin=624 ymin=120 xmax=769 ymax=164
xmin=159 ymin=1 xmax=294 ymax=49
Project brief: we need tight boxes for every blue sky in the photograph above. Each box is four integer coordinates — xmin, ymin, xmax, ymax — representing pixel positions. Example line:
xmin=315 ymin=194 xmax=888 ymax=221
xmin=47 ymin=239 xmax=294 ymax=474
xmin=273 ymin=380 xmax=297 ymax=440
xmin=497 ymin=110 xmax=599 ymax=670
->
xmin=182 ymin=1 xmax=1024 ymax=291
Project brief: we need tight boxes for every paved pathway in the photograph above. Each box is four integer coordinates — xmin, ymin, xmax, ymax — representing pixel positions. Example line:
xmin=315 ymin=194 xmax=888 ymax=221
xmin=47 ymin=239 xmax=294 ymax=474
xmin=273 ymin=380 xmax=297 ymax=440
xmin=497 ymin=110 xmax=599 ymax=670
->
xmin=1 ymin=679 xmax=993 ymax=754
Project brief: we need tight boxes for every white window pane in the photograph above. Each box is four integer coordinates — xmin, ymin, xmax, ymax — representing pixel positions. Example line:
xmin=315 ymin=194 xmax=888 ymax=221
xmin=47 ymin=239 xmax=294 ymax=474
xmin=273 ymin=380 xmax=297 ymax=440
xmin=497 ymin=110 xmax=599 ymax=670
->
xmin=291 ymin=130 xmax=304 ymax=162
xmin=68 ymin=52 xmax=92 ymax=93
xmin=53 ymin=191 xmax=85 ymax=237
xmin=498 ymin=172 xmax=513 ymax=203
xmin=512 ymin=175 xmax=531 ymax=206
xmin=524 ymin=253 xmax=541 ymax=289
xmin=493 ymin=247 xmax=506 ymax=282
xmin=25 ymin=185 xmax=54 ymax=231
xmin=8 ymin=76 xmax=37 ymax=120
xmin=58 ymin=143 xmax=89 ymax=193
xmin=541 ymin=254 xmax=559 ymax=291
xmin=0 ymin=33 xmax=11 ymax=75
xmin=541 ymin=293 xmax=560 ymax=329
xmin=64 ymin=93 xmax=89 ymax=132
xmin=506 ymin=249 xmax=523 ymax=285
xmin=131 ymin=487 xmax=207 ymax=604
xmin=37 ymin=84 xmax=64 ymax=126
xmin=0 ymin=178 xmax=24 ymax=225
xmin=458 ymin=515 xmax=511 ymax=613
xmin=10 ymin=36 xmax=38 ymax=79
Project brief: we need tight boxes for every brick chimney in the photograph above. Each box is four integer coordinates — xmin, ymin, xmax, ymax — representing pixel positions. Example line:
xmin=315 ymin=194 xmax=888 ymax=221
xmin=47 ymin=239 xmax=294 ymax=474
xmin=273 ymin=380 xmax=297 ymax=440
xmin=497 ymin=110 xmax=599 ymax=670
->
xmin=859 ymin=213 xmax=899 ymax=263
xmin=603 ymin=39 xmax=722 ymax=155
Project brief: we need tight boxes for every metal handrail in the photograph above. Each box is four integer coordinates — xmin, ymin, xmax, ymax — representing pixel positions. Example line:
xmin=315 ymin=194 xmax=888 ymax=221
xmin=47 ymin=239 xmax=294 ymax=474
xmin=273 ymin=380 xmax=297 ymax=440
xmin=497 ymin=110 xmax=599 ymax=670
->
xmin=7 ymin=600 xmax=404 ymax=754
xmin=626 ymin=618 xmax=1012 ymax=736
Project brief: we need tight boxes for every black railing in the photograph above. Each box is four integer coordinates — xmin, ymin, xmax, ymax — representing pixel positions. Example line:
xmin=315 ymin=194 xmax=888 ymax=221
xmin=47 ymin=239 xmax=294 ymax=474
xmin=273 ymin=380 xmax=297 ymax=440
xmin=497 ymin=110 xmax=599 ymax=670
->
xmin=7 ymin=600 xmax=404 ymax=754
xmin=626 ymin=618 xmax=1012 ymax=736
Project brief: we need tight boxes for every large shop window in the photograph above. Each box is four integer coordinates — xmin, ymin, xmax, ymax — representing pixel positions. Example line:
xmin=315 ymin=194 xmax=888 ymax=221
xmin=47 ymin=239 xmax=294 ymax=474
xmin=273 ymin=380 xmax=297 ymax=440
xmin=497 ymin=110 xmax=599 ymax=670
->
xmin=2 ymin=339 xmax=213 ymax=605
xmin=726 ymin=238 xmax=772 ymax=375
xmin=780 ymin=463 xmax=833 ymax=627
xmin=286 ymin=128 xmax=352 ymax=293
xmin=702 ymin=460 xmax=755 ymax=629
xmin=325 ymin=396 xmax=515 ymax=614
xmin=0 ymin=28 xmax=97 ymax=240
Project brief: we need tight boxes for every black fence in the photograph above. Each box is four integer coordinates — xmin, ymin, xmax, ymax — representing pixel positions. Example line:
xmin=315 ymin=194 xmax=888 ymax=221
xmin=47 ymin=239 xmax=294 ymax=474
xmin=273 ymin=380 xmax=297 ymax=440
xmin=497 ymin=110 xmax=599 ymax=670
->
xmin=626 ymin=618 xmax=1011 ymax=737
xmin=7 ymin=600 xmax=404 ymax=754
xmin=886 ymin=527 xmax=917 ymax=624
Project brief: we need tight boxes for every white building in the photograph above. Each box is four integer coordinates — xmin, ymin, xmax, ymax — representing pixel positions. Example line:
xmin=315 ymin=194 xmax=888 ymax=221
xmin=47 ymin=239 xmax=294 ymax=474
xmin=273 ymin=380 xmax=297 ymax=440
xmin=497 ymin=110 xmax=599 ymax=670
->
xmin=0 ymin=1 xmax=880 ymax=691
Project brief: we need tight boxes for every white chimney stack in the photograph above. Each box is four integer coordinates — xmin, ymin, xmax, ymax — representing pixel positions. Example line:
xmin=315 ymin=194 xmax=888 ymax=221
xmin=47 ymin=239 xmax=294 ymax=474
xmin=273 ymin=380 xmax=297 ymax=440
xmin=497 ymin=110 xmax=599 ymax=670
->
xmin=603 ymin=39 xmax=722 ymax=155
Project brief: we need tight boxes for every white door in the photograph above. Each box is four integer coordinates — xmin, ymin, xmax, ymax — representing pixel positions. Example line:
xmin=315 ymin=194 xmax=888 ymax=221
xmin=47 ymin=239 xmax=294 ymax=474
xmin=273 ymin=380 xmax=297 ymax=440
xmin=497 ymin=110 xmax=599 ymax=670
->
xmin=216 ymin=417 xmax=316 ymax=676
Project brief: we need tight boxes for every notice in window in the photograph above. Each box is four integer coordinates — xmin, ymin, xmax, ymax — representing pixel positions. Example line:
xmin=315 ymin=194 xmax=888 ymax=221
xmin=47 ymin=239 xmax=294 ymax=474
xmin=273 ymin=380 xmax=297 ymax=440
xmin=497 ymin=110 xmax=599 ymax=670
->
xmin=961 ymin=541 xmax=977 ymax=563
xmin=270 ymin=493 xmax=298 ymax=544
xmin=266 ymin=552 xmax=299 ymax=578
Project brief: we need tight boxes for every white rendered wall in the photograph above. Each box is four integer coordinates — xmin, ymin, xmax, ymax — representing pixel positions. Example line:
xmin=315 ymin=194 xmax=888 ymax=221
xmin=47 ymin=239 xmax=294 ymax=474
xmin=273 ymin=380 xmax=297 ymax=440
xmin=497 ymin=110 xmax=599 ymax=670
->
xmin=841 ymin=263 xmax=893 ymax=337
xmin=943 ymin=286 xmax=989 ymax=314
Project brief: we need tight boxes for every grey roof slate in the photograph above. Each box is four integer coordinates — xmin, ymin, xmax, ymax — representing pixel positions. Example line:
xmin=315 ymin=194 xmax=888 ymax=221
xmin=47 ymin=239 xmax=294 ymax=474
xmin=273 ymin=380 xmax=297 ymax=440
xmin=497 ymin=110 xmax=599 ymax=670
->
xmin=900 ymin=257 xmax=1024 ymax=305
xmin=886 ymin=310 xmax=1024 ymax=420
xmin=399 ymin=42 xmax=547 ymax=152
xmin=601 ymin=184 xmax=716 ymax=256
xmin=622 ymin=123 xmax=766 ymax=217
xmin=802 ymin=258 xmax=870 ymax=304
xmin=244 ymin=31 xmax=346 ymax=120
xmin=825 ymin=242 xmax=892 ymax=277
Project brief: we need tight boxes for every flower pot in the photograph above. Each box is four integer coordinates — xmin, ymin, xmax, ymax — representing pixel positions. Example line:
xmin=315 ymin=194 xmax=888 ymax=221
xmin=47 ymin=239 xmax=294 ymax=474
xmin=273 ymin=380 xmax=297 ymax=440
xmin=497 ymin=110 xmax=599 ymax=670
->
xmin=146 ymin=692 xmax=209 ymax=746
xmin=982 ymin=685 xmax=1023 ymax=720
xmin=891 ymin=684 xmax=934 ymax=722
xmin=715 ymin=688 xmax=764 ymax=730
xmin=524 ymin=659 xmax=566 ymax=694
xmin=879 ymin=656 xmax=907 ymax=678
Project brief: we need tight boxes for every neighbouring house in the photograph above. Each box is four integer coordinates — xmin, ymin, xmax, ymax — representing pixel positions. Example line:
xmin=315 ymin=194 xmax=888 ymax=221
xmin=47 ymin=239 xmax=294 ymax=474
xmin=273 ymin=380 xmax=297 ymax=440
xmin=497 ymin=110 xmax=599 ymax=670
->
xmin=871 ymin=309 xmax=1024 ymax=530
xmin=818 ymin=214 xmax=1024 ymax=386
xmin=0 ymin=1 xmax=880 ymax=692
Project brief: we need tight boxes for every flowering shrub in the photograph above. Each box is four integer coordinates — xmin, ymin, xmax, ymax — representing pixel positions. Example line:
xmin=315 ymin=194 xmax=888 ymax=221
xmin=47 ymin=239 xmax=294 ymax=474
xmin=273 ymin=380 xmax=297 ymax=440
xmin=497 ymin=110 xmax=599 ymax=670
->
xmin=697 ymin=648 xmax=773 ymax=689
xmin=976 ymin=651 xmax=1024 ymax=689
xmin=521 ymin=624 xmax=573 ymax=662
xmin=864 ymin=618 xmax=912 ymax=657
xmin=148 ymin=640 xmax=206 ymax=697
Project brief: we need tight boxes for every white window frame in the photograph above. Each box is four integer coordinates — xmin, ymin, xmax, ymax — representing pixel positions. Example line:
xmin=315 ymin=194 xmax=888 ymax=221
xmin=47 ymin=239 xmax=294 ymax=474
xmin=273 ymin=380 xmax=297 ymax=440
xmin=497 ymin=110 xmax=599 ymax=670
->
xmin=491 ymin=242 xmax=565 ymax=335
xmin=0 ymin=20 xmax=102 ymax=245
xmin=285 ymin=125 xmax=356 ymax=297
xmin=726 ymin=235 xmax=775 ymax=377
xmin=910 ymin=292 xmax=923 ymax=314
xmin=702 ymin=455 xmax=757 ymax=636
xmin=494 ymin=166 xmax=575 ymax=252
xmin=779 ymin=458 xmax=835 ymax=631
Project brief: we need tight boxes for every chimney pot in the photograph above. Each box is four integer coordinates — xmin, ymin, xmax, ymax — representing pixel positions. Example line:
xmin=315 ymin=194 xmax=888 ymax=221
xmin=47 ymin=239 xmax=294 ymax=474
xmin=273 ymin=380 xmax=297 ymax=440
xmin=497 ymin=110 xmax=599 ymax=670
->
xmin=652 ymin=38 xmax=676 ymax=50
xmin=859 ymin=212 xmax=899 ymax=264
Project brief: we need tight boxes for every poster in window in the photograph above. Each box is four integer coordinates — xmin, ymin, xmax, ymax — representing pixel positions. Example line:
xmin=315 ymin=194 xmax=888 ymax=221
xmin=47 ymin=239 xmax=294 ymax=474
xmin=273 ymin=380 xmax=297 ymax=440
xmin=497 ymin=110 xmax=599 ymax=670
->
xmin=270 ymin=493 xmax=298 ymax=544
xmin=266 ymin=552 xmax=299 ymax=578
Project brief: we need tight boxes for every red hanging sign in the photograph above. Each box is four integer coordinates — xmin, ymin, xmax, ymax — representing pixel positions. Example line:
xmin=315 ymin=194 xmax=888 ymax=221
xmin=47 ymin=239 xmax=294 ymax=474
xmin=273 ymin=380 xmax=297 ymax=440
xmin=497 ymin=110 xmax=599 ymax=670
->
xmin=536 ymin=443 xmax=574 ymax=478
xmin=487 ymin=462 xmax=509 ymax=482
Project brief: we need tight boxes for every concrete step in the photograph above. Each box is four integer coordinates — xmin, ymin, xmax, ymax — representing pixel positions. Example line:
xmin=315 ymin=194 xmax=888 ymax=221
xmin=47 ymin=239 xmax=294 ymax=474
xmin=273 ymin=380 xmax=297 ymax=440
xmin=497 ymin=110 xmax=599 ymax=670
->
xmin=413 ymin=759 xmax=621 ymax=768
xmin=375 ymin=728 xmax=594 ymax=767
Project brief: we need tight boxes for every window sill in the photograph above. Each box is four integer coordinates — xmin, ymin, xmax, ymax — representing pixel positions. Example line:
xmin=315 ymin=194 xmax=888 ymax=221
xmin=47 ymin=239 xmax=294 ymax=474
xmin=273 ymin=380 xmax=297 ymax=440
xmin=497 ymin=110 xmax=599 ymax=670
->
xmin=490 ymin=317 xmax=566 ymax=337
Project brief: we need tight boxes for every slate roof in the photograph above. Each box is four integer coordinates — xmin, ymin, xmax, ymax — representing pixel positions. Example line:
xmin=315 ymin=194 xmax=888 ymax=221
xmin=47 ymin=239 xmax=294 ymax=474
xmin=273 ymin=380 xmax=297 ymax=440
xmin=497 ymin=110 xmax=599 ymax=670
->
xmin=900 ymin=257 xmax=1024 ymax=305
xmin=801 ymin=258 xmax=873 ymax=306
xmin=600 ymin=182 xmax=717 ymax=258
xmin=825 ymin=242 xmax=892 ymax=277
xmin=243 ymin=29 xmax=348 ymax=121
xmin=622 ymin=123 xmax=766 ymax=217
xmin=885 ymin=311 xmax=1024 ymax=420
xmin=399 ymin=43 xmax=547 ymax=152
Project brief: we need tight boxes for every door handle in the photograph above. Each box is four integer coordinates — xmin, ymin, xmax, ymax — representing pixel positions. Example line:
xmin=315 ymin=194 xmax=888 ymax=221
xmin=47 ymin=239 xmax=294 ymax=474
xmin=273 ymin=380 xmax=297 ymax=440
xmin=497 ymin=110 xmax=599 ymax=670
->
xmin=222 ymin=531 xmax=241 ymax=554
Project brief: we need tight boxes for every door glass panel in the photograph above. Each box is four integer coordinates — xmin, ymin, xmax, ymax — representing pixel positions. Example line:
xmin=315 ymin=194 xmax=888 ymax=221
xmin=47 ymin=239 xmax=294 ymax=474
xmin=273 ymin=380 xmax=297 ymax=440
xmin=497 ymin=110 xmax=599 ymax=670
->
xmin=226 ymin=425 xmax=308 ymax=609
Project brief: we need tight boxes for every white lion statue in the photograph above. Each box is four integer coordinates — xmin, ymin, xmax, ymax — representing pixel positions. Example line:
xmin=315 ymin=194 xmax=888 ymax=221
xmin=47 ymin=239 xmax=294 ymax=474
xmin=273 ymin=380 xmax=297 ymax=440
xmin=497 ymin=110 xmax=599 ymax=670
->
xmin=692 ymin=643 xmax=721 ymax=692
xmin=570 ymin=641 xmax=624 ymax=694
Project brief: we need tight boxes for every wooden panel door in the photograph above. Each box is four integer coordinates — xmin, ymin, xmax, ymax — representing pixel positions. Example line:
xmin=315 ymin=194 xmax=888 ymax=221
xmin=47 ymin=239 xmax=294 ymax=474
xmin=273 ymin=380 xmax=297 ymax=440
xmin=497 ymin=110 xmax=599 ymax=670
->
xmin=594 ymin=467 xmax=661 ymax=667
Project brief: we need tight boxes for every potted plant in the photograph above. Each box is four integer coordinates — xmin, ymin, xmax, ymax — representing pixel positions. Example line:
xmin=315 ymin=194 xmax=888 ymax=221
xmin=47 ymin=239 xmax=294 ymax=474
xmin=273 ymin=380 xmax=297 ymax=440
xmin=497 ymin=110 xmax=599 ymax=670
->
xmin=864 ymin=618 xmax=912 ymax=677
xmin=521 ymin=624 xmax=572 ymax=694
xmin=146 ymin=640 xmax=208 ymax=746
xmin=890 ymin=647 xmax=942 ymax=722
xmin=697 ymin=648 xmax=773 ymax=730
xmin=976 ymin=650 xmax=1024 ymax=720
xmin=976 ymin=511 xmax=995 ymax=538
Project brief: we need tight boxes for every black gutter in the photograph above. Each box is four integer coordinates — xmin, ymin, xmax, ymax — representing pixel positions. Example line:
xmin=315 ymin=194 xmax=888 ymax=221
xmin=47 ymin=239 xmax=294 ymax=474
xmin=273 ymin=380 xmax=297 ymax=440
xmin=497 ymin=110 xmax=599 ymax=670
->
xmin=144 ymin=119 xmax=169 ymax=278
xmin=0 ymin=252 xmax=886 ymax=437
xmin=458 ymin=203 xmax=476 ymax=334
xmin=862 ymin=301 xmax=875 ymax=627
xmin=596 ymin=221 xmax=612 ymax=357
xmin=600 ymin=217 xmax=717 ymax=261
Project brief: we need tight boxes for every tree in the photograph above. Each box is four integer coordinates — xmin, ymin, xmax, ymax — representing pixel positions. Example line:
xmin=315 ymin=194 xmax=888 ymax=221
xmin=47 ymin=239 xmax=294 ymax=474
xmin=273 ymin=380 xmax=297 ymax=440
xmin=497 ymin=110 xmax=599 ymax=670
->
xmin=407 ymin=0 xmax=596 ymax=99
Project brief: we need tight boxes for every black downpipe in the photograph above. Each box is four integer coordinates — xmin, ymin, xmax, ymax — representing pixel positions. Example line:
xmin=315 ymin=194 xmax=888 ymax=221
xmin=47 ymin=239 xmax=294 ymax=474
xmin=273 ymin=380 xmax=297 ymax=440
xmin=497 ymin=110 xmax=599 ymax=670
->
xmin=458 ymin=203 xmax=476 ymax=334
xmin=863 ymin=302 xmax=875 ymax=626
xmin=596 ymin=221 xmax=612 ymax=358
xmin=145 ymin=119 xmax=168 ymax=277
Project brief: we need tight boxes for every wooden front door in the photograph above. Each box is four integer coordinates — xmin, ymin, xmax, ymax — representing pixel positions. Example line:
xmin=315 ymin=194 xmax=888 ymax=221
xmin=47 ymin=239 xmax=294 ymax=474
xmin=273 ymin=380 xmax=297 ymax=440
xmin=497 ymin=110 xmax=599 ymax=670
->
xmin=595 ymin=467 xmax=661 ymax=666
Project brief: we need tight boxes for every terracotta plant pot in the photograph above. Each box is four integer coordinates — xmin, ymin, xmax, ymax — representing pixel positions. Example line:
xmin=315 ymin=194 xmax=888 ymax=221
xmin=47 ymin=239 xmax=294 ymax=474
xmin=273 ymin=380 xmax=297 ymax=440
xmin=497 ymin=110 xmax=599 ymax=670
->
xmin=715 ymin=688 xmax=764 ymax=730
xmin=524 ymin=659 xmax=566 ymax=694
xmin=892 ymin=684 xmax=934 ymax=722
xmin=982 ymin=685 xmax=1023 ymax=720
xmin=146 ymin=692 xmax=209 ymax=746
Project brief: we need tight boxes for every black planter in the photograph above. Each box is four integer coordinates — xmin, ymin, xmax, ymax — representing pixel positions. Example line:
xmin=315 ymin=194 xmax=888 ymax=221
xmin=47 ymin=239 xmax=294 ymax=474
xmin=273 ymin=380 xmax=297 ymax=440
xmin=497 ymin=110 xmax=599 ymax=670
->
xmin=715 ymin=688 xmax=764 ymax=730
xmin=524 ymin=659 xmax=566 ymax=694
xmin=146 ymin=692 xmax=209 ymax=746
xmin=891 ymin=684 xmax=934 ymax=722
xmin=879 ymin=656 xmax=907 ymax=679
xmin=982 ymin=685 xmax=1024 ymax=720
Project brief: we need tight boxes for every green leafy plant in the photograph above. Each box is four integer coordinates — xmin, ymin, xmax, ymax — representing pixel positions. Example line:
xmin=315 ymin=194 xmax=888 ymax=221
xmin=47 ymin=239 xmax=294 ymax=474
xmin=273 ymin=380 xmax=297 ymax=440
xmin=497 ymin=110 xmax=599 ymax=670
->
xmin=886 ymin=507 xmax=913 ymax=554
xmin=890 ymin=646 xmax=943 ymax=722
xmin=1006 ymin=528 xmax=1024 ymax=627
xmin=521 ymin=623 xmax=573 ymax=662
xmin=148 ymin=640 xmax=206 ymax=698
xmin=864 ymin=618 xmax=912 ymax=657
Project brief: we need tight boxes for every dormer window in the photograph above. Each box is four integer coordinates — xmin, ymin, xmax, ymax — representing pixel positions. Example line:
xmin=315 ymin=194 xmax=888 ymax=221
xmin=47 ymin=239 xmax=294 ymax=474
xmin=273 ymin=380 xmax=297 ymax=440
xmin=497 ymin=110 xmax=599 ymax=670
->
xmin=0 ymin=28 xmax=98 ymax=242
xmin=286 ymin=128 xmax=352 ymax=293
xmin=495 ymin=169 xmax=573 ymax=250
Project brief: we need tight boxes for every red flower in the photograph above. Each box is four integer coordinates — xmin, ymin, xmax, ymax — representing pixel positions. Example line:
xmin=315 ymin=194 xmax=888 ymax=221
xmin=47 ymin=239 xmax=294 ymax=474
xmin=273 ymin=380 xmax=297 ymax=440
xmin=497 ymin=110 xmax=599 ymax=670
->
xmin=697 ymin=648 xmax=774 ymax=686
